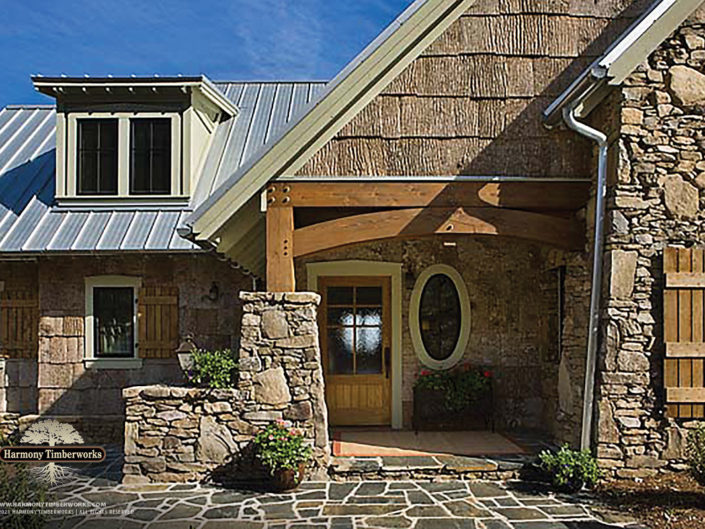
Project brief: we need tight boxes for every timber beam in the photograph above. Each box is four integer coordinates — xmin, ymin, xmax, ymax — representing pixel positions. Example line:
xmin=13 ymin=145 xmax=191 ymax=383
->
xmin=266 ymin=181 xmax=590 ymax=210
xmin=293 ymin=207 xmax=584 ymax=256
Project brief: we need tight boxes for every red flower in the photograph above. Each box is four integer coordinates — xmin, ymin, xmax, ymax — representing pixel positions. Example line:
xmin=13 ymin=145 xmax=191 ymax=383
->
xmin=420 ymin=370 xmax=431 ymax=376
xmin=483 ymin=370 xmax=492 ymax=378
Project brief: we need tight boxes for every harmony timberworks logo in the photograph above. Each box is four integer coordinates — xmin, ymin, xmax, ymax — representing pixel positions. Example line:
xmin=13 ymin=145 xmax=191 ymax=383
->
xmin=0 ymin=420 xmax=106 ymax=485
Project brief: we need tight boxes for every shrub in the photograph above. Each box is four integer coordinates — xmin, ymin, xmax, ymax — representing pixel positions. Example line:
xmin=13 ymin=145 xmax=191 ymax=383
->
xmin=686 ymin=423 xmax=705 ymax=485
xmin=0 ymin=435 xmax=48 ymax=529
xmin=414 ymin=365 xmax=492 ymax=412
xmin=538 ymin=444 xmax=601 ymax=492
xmin=253 ymin=420 xmax=312 ymax=475
xmin=185 ymin=349 xmax=238 ymax=389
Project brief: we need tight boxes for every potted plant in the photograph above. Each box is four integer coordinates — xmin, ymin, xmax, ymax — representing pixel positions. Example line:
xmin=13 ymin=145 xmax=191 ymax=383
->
xmin=413 ymin=364 xmax=493 ymax=431
xmin=253 ymin=420 xmax=312 ymax=492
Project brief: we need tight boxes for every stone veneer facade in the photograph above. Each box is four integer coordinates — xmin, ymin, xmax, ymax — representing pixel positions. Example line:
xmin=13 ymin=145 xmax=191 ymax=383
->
xmin=122 ymin=292 xmax=330 ymax=484
xmin=595 ymin=16 xmax=705 ymax=477
xmin=0 ymin=254 xmax=249 ymax=442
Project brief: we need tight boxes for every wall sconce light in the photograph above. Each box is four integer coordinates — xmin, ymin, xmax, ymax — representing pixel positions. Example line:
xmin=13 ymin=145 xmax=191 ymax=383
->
xmin=202 ymin=282 xmax=220 ymax=303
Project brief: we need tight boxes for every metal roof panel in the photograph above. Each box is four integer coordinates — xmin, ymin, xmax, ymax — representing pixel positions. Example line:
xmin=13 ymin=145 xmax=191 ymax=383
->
xmin=0 ymin=80 xmax=323 ymax=255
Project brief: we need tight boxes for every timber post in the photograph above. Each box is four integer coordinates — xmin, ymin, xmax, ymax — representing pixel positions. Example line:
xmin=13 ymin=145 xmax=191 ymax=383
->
xmin=266 ymin=206 xmax=295 ymax=291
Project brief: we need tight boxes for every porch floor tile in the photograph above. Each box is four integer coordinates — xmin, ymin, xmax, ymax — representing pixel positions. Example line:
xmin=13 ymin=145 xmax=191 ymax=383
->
xmin=332 ymin=429 xmax=528 ymax=457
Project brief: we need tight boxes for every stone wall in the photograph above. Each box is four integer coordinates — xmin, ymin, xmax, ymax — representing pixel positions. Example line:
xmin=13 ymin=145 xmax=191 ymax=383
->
xmin=295 ymin=236 xmax=590 ymax=444
xmin=0 ymin=254 xmax=250 ymax=442
xmin=596 ymin=15 xmax=705 ymax=477
xmin=122 ymin=292 xmax=329 ymax=484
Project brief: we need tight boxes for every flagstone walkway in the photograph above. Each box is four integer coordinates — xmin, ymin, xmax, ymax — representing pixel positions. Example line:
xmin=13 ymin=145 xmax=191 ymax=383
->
xmin=39 ymin=448 xmax=646 ymax=529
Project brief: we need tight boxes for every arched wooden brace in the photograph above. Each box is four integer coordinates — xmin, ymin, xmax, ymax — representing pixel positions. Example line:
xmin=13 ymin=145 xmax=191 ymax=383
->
xmin=293 ymin=207 xmax=584 ymax=257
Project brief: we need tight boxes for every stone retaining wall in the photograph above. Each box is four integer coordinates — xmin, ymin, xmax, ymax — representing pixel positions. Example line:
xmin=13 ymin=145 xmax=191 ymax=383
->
xmin=122 ymin=292 xmax=330 ymax=484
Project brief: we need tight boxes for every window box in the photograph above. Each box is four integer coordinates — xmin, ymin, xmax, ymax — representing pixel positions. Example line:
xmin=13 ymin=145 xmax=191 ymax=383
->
xmin=413 ymin=385 xmax=494 ymax=431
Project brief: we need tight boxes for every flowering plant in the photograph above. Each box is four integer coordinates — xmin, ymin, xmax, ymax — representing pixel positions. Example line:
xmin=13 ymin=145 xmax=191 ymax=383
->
xmin=414 ymin=364 xmax=492 ymax=412
xmin=253 ymin=420 xmax=312 ymax=475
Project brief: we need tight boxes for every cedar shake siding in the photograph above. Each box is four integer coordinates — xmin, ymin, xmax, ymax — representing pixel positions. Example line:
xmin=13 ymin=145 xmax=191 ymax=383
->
xmin=297 ymin=0 xmax=651 ymax=178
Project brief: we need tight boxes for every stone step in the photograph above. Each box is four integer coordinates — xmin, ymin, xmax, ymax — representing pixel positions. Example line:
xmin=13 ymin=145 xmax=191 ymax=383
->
xmin=329 ymin=454 xmax=536 ymax=481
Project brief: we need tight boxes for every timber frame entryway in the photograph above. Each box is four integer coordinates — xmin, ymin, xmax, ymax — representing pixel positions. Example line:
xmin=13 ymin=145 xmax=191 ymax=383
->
xmin=307 ymin=261 xmax=404 ymax=429
xmin=265 ymin=180 xmax=589 ymax=291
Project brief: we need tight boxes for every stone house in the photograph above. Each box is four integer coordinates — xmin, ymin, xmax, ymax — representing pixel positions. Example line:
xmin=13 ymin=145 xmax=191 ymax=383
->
xmin=1 ymin=0 xmax=705 ymax=478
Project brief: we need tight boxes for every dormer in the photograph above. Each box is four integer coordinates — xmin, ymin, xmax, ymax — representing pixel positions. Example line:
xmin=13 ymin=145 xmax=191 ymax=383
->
xmin=32 ymin=75 xmax=238 ymax=204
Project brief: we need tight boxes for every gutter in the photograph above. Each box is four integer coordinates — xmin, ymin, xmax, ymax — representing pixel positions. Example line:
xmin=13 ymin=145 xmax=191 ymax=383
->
xmin=561 ymin=104 xmax=608 ymax=452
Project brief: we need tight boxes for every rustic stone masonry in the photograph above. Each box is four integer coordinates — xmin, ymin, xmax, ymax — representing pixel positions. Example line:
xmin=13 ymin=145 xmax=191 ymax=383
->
xmin=295 ymin=237 xmax=590 ymax=446
xmin=122 ymin=291 xmax=330 ymax=484
xmin=596 ymin=15 xmax=705 ymax=478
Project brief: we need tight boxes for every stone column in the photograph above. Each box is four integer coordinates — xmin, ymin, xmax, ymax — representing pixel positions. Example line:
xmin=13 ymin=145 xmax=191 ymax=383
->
xmin=238 ymin=291 xmax=330 ymax=478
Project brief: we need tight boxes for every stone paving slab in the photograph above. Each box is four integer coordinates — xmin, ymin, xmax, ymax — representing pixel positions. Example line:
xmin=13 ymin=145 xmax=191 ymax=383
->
xmin=23 ymin=446 xmax=644 ymax=529
xmin=43 ymin=477 xmax=645 ymax=529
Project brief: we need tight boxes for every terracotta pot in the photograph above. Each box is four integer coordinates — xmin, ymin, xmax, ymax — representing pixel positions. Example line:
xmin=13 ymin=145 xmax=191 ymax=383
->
xmin=268 ymin=463 xmax=306 ymax=492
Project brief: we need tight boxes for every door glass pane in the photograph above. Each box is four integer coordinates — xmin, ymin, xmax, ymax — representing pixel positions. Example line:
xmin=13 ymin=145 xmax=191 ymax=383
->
xmin=356 ymin=327 xmax=382 ymax=374
xmin=328 ymin=327 xmax=353 ymax=374
xmin=327 ymin=286 xmax=353 ymax=305
xmin=356 ymin=286 xmax=382 ymax=305
xmin=328 ymin=307 xmax=354 ymax=326
xmin=356 ymin=307 xmax=382 ymax=326
xmin=94 ymin=287 xmax=134 ymax=357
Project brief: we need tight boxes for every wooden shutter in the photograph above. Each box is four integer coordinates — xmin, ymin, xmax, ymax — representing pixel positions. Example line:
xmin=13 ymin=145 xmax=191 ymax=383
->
xmin=137 ymin=286 xmax=179 ymax=359
xmin=0 ymin=289 xmax=38 ymax=359
xmin=664 ymin=247 xmax=705 ymax=418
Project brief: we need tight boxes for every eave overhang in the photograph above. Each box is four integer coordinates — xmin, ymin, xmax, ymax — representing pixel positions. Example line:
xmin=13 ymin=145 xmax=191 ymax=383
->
xmin=182 ymin=0 xmax=477 ymax=252
xmin=31 ymin=75 xmax=239 ymax=118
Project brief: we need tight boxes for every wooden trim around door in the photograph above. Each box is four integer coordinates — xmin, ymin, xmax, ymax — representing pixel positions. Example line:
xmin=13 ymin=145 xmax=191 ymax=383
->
xmin=307 ymin=260 xmax=403 ymax=429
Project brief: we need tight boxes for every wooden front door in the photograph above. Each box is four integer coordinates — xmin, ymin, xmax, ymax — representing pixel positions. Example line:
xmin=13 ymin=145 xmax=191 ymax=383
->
xmin=319 ymin=276 xmax=391 ymax=426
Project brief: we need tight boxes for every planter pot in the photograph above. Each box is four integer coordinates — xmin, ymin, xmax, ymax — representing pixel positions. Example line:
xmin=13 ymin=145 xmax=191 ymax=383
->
xmin=268 ymin=463 xmax=306 ymax=492
xmin=413 ymin=386 xmax=493 ymax=431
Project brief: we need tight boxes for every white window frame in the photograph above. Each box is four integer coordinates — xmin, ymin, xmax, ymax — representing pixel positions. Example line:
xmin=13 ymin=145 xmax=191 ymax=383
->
xmin=84 ymin=275 xmax=142 ymax=370
xmin=64 ymin=112 xmax=183 ymax=199
xmin=409 ymin=264 xmax=471 ymax=370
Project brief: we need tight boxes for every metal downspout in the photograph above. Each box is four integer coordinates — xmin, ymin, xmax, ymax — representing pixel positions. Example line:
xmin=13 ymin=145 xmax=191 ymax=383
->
xmin=562 ymin=105 xmax=608 ymax=452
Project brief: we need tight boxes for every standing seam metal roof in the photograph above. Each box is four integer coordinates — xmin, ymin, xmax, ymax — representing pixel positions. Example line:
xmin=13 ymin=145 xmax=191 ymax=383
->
xmin=0 ymin=81 xmax=325 ymax=254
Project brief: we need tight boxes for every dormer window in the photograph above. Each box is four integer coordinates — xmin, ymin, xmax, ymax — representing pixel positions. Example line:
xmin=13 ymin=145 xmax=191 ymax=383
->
xmin=32 ymin=75 xmax=239 ymax=203
xmin=77 ymin=119 xmax=118 ymax=195
xmin=68 ymin=112 xmax=181 ymax=198
xmin=130 ymin=118 xmax=171 ymax=195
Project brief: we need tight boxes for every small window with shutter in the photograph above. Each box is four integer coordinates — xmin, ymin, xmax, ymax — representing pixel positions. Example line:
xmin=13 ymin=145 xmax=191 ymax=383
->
xmin=84 ymin=277 xmax=179 ymax=367
xmin=664 ymin=247 xmax=705 ymax=418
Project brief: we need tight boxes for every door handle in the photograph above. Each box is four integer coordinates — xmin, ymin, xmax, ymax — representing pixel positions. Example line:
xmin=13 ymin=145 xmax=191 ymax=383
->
xmin=384 ymin=346 xmax=391 ymax=379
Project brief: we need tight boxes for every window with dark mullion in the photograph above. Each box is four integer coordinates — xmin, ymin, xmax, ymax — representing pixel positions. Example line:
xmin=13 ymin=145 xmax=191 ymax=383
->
xmin=77 ymin=119 xmax=118 ymax=195
xmin=130 ymin=119 xmax=171 ymax=195
xmin=94 ymin=287 xmax=134 ymax=357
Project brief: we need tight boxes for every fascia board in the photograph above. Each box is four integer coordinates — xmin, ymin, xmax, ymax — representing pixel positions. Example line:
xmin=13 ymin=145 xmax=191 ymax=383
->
xmin=189 ymin=0 xmax=475 ymax=242
xmin=544 ymin=0 xmax=704 ymax=126
xmin=603 ymin=0 xmax=703 ymax=84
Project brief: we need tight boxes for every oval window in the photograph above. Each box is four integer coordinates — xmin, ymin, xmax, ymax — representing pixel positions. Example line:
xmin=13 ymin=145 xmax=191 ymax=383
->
xmin=419 ymin=274 xmax=461 ymax=361
xmin=410 ymin=264 xmax=470 ymax=369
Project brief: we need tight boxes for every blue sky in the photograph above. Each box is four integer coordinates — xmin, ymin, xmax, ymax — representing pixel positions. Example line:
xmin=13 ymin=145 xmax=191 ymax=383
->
xmin=0 ymin=0 xmax=411 ymax=107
